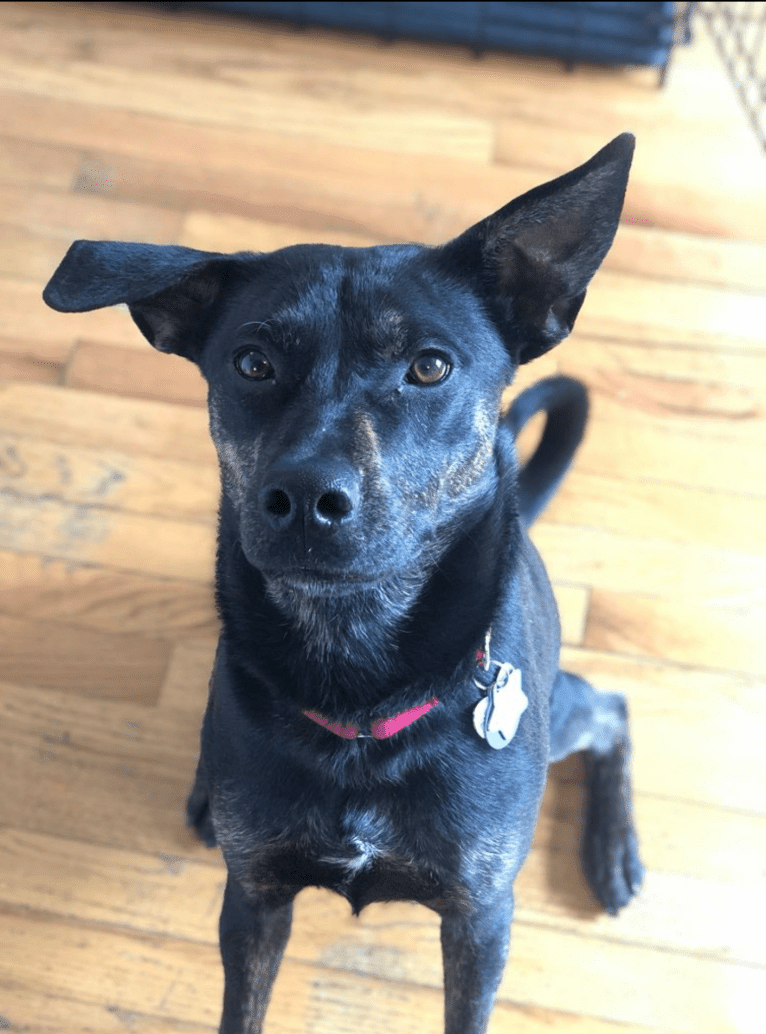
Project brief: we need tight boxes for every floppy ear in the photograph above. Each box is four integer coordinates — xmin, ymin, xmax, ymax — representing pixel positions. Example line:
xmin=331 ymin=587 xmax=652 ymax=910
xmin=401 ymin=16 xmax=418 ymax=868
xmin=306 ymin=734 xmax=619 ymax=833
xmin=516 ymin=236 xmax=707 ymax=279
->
xmin=43 ymin=240 xmax=241 ymax=359
xmin=440 ymin=133 xmax=634 ymax=364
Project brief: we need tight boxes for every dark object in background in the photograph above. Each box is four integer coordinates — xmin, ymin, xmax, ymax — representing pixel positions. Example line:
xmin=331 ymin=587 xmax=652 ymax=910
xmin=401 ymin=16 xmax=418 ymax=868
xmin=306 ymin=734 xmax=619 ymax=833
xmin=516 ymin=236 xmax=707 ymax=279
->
xmin=695 ymin=2 xmax=766 ymax=153
xmin=158 ymin=2 xmax=681 ymax=73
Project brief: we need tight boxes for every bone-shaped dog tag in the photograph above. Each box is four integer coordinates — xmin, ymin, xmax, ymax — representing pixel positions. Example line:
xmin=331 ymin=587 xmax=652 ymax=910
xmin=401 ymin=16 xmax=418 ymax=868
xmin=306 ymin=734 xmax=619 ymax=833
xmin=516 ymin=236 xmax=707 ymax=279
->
xmin=473 ymin=663 xmax=527 ymax=750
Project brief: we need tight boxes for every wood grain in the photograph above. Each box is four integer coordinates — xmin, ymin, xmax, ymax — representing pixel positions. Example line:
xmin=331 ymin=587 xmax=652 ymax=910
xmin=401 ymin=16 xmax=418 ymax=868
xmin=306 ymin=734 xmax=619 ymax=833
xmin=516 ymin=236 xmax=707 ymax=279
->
xmin=0 ymin=434 xmax=218 ymax=521
xmin=0 ymin=612 xmax=170 ymax=701
xmin=0 ymin=381 xmax=216 ymax=463
xmin=0 ymin=551 xmax=219 ymax=637
xmin=66 ymin=339 xmax=209 ymax=407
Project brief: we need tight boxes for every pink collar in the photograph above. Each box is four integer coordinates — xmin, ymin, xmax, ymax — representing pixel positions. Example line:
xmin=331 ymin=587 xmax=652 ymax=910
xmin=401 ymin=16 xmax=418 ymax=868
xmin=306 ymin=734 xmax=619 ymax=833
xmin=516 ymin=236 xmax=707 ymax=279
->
xmin=302 ymin=696 xmax=439 ymax=740
xmin=301 ymin=632 xmax=494 ymax=741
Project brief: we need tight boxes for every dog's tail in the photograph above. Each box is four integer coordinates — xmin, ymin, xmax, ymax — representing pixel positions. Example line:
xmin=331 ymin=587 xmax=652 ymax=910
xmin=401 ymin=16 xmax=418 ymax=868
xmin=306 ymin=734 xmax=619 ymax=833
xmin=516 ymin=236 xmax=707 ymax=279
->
xmin=505 ymin=375 xmax=588 ymax=527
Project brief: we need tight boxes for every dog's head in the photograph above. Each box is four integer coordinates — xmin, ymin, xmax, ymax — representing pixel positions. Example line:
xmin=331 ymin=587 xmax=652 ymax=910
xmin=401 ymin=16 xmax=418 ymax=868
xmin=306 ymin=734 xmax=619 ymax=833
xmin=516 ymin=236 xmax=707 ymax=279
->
xmin=44 ymin=136 xmax=633 ymax=614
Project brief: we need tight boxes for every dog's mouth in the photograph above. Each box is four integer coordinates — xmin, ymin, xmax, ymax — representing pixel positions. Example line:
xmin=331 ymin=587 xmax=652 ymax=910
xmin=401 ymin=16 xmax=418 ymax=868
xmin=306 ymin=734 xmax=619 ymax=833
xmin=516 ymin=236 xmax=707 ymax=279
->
xmin=262 ymin=567 xmax=395 ymax=598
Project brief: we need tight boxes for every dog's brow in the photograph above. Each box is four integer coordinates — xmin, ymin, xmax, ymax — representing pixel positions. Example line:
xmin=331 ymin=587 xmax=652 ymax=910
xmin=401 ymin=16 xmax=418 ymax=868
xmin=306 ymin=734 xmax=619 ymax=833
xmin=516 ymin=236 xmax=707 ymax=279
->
xmin=371 ymin=309 xmax=408 ymax=357
xmin=236 ymin=320 xmax=277 ymax=338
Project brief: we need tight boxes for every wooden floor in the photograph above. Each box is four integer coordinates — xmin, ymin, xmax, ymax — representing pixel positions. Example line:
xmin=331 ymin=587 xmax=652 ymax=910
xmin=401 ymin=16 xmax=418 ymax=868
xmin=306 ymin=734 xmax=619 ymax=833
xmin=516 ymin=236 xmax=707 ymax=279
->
xmin=0 ymin=2 xmax=764 ymax=1031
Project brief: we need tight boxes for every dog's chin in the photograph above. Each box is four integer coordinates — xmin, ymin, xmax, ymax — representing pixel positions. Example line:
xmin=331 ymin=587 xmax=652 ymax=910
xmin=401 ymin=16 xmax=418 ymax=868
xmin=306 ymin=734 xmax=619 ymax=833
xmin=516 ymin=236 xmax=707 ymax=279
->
xmin=260 ymin=564 xmax=428 ymax=669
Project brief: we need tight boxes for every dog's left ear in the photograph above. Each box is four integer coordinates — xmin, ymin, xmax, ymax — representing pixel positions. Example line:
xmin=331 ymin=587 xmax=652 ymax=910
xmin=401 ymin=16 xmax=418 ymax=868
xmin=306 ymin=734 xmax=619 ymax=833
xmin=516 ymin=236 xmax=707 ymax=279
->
xmin=43 ymin=240 xmax=243 ymax=360
xmin=439 ymin=133 xmax=634 ymax=364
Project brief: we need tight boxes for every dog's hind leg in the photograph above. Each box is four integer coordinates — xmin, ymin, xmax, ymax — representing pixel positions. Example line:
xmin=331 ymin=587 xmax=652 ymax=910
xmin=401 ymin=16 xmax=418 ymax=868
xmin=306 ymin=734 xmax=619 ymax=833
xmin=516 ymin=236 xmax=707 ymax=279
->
xmin=218 ymin=877 xmax=294 ymax=1034
xmin=549 ymin=669 xmax=643 ymax=914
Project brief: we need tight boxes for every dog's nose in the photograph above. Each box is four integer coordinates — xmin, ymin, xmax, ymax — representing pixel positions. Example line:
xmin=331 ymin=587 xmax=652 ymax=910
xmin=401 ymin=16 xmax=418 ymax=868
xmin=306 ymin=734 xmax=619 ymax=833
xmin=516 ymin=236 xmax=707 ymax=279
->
xmin=259 ymin=461 xmax=360 ymax=532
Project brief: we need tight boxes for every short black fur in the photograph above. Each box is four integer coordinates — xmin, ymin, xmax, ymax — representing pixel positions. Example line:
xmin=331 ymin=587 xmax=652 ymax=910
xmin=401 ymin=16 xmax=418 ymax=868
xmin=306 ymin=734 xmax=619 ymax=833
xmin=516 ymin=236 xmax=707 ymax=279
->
xmin=44 ymin=134 xmax=643 ymax=1034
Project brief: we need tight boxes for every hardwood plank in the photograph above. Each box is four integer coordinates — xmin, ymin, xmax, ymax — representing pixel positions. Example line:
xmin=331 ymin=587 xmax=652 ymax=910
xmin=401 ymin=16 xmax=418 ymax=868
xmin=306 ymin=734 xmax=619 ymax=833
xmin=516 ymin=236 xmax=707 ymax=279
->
xmin=585 ymin=590 xmax=765 ymax=676
xmin=0 ymin=551 xmax=218 ymax=638
xmin=66 ymin=339 xmax=208 ymax=407
xmin=0 ymin=678 xmax=206 ymax=784
xmin=0 ymin=983 xmax=216 ymax=1034
xmin=584 ymin=367 xmax=765 ymax=439
xmin=2 ymin=665 xmax=762 ymax=858
xmin=580 ymin=364 xmax=766 ymax=427
xmin=76 ymin=144 xmax=512 ymax=247
xmin=0 ymin=686 xmax=205 ymax=858
xmin=180 ymin=210 xmax=766 ymax=295
xmin=0 ymin=828 xmax=223 ymax=939
xmin=158 ymin=638 xmax=217 ymax=710
xmin=543 ymin=469 xmax=766 ymax=557
xmin=4 ymin=83 xmax=758 ymax=289
xmin=551 ymin=583 xmax=588 ymax=647
xmin=180 ymin=210 xmax=378 ymax=253
xmin=0 ymin=899 xmax=758 ymax=1034
xmin=562 ymin=333 xmax=766 ymax=391
xmin=561 ymin=647 xmax=766 ymax=813
xmin=0 ymin=433 xmax=218 ymax=522
xmin=531 ymin=521 xmax=765 ymax=605
xmin=540 ymin=761 xmax=766 ymax=887
xmin=0 ymin=348 xmax=62 ymax=384
xmin=2 ymin=816 xmax=761 ymax=967
xmin=607 ymin=225 xmax=766 ymax=293
xmin=0 ymin=381 xmax=216 ymax=464
xmin=0 ymin=613 xmax=169 ymax=701
xmin=0 ymin=904 xmax=672 ymax=1034
xmin=0 ymin=277 xmax=141 ymax=358
xmin=0 ymin=486 xmax=215 ymax=579
xmin=0 ymin=2 xmax=740 ymax=140
xmin=288 ymin=893 xmax=765 ymax=1032
xmin=0 ymin=184 xmax=183 ymax=279
xmin=509 ymin=347 xmax=766 ymax=497
xmin=0 ymin=89 xmax=521 ymax=244
xmin=0 ymin=44 xmax=493 ymax=165
xmin=0 ymin=134 xmax=80 ymax=192
xmin=497 ymin=120 xmax=766 ymax=242
xmin=574 ymin=271 xmax=766 ymax=352
xmin=521 ymin=779 xmax=766 ymax=967
xmin=0 ymin=907 xmax=223 ymax=1028
xmin=574 ymin=411 xmax=766 ymax=497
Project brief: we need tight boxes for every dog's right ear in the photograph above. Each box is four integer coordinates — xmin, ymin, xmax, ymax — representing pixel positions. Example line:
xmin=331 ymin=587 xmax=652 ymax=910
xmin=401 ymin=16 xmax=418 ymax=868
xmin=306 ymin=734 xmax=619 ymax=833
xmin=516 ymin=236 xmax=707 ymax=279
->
xmin=43 ymin=240 xmax=241 ymax=360
xmin=437 ymin=133 xmax=635 ymax=365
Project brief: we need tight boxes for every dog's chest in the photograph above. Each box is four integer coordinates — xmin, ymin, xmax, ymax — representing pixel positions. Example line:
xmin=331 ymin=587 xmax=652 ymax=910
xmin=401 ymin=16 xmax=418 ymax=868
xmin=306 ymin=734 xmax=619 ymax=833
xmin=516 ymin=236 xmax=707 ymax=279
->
xmin=238 ymin=804 xmax=451 ymax=912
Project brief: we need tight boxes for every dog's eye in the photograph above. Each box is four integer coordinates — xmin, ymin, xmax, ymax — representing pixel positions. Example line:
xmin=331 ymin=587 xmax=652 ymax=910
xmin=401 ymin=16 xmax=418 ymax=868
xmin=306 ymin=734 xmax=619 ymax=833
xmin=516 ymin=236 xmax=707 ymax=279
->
xmin=407 ymin=353 xmax=451 ymax=386
xmin=235 ymin=349 xmax=274 ymax=381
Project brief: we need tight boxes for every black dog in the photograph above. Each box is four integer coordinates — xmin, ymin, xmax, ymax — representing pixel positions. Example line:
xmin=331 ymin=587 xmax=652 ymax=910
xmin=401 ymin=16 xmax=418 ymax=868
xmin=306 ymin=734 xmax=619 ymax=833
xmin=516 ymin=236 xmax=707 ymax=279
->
xmin=44 ymin=134 xmax=642 ymax=1034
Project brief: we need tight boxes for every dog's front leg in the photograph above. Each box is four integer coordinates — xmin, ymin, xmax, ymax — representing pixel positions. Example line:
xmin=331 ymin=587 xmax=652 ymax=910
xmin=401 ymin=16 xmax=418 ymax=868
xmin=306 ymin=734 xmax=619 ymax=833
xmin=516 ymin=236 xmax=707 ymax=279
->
xmin=440 ymin=897 xmax=513 ymax=1034
xmin=218 ymin=876 xmax=294 ymax=1034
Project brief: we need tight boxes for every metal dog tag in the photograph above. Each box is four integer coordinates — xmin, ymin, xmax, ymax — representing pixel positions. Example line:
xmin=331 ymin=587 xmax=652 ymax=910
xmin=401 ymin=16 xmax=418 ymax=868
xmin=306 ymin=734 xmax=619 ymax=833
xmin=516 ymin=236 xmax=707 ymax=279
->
xmin=473 ymin=663 xmax=527 ymax=750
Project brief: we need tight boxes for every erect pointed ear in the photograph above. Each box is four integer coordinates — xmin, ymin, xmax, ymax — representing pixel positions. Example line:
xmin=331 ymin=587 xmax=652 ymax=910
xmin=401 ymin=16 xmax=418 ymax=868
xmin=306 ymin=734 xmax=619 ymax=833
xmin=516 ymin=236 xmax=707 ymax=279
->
xmin=439 ymin=133 xmax=635 ymax=364
xmin=43 ymin=240 xmax=243 ymax=359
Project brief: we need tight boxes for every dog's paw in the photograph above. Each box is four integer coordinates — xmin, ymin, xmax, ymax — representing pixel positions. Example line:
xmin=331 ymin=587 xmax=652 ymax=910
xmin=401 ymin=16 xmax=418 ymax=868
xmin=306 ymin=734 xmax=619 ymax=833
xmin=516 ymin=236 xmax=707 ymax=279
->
xmin=580 ymin=740 xmax=643 ymax=915
xmin=582 ymin=820 xmax=643 ymax=915
xmin=186 ymin=785 xmax=218 ymax=848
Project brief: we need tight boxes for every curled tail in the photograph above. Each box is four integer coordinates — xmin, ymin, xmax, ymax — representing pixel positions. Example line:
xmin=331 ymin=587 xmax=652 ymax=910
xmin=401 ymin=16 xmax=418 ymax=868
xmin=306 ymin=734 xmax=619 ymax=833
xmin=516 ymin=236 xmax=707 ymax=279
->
xmin=505 ymin=375 xmax=588 ymax=527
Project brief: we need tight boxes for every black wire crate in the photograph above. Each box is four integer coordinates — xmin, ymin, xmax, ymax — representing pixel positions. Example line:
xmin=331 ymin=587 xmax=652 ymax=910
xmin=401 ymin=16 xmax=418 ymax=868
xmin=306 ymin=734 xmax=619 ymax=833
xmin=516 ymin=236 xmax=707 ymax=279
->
xmin=163 ymin=2 xmax=679 ymax=69
xmin=695 ymin=1 xmax=766 ymax=151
